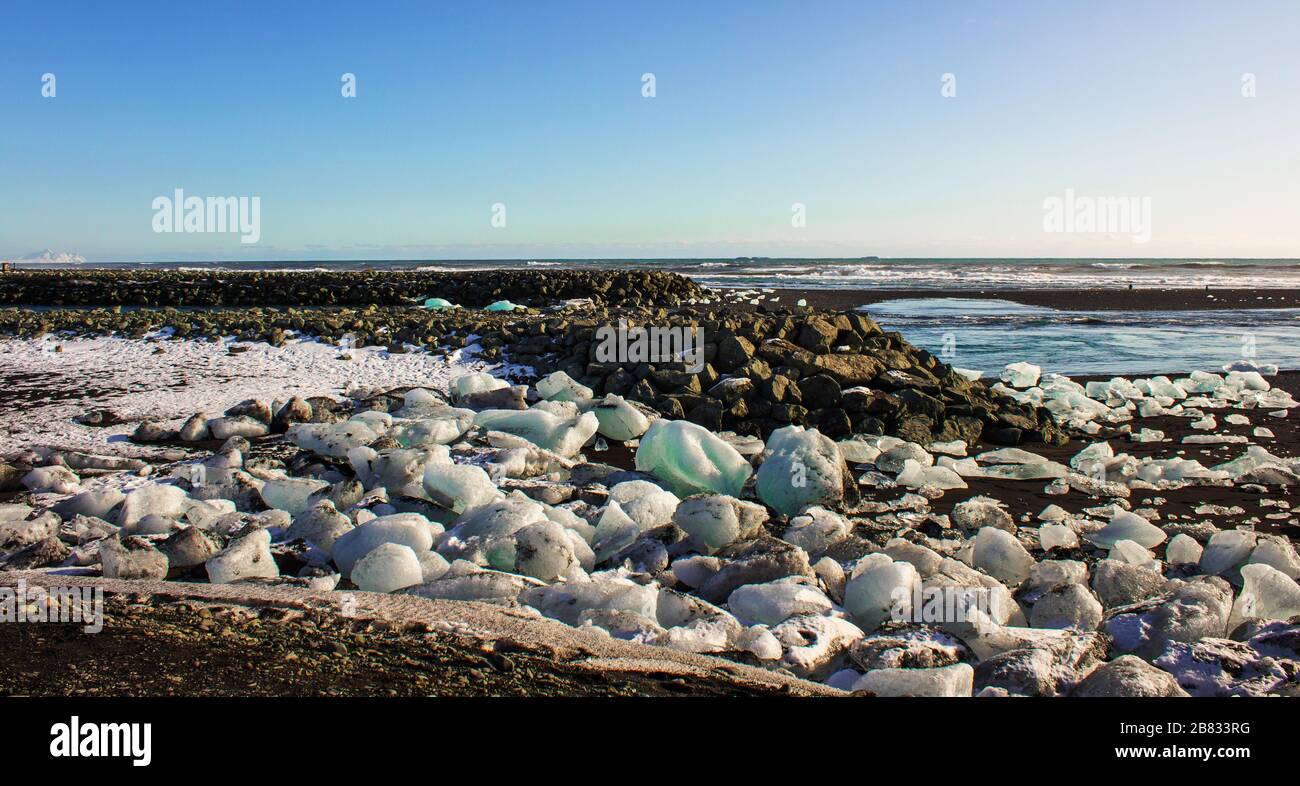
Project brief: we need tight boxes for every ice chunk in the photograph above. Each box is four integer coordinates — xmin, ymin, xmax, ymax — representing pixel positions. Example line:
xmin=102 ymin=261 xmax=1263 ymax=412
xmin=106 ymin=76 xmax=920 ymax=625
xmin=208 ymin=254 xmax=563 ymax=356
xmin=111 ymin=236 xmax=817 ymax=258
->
xmin=419 ymin=550 xmax=452 ymax=582
xmin=332 ymin=513 xmax=440 ymax=576
xmin=634 ymin=419 xmax=753 ymax=497
xmin=1247 ymin=535 xmax=1300 ymax=579
xmin=1129 ymin=428 xmax=1165 ymax=442
xmin=609 ymin=480 xmax=680 ymax=529
xmin=755 ymin=425 xmax=848 ymax=516
xmin=1109 ymin=539 xmax=1160 ymax=571
xmin=391 ymin=411 xmax=474 ymax=447
xmin=1166 ymin=533 xmax=1203 ymax=566
xmin=975 ymin=447 xmax=1049 ymax=465
xmin=854 ymin=663 xmax=973 ymax=697
xmin=875 ymin=442 xmax=932 ymax=473
xmin=474 ymin=408 xmax=599 ymax=457
xmin=1085 ymin=510 xmax=1166 ymax=549
xmin=738 ymin=626 xmax=784 ymax=660
xmin=896 ymin=460 xmax=967 ymax=491
xmin=54 ymin=489 xmax=126 ymax=521
xmin=521 ymin=570 xmax=659 ymax=626
xmin=1199 ymin=529 xmax=1258 ymax=577
xmin=970 ymin=527 xmax=1034 ymax=586
xmin=769 ymin=614 xmax=865 ymax=679
xmin=206 ymin=529 xmax=279 ymax=584
xmin=100 ymin=536 xmax=169 ymax=580
xmin=422 ymin=462 xmax=501 ymax=513
xmin=1000 ymin=362 xmax=1041 ymax=388
xmin=352 ymin=543 xmax=424 ymax=593
xmin=371 ymin=447 xmax=452 ymax=494
xmin=438 ymin=491 xmax=546 ymax=568
xmin=590 ymin=501 xmax=644 ymax=562
xmin=450 ymin=372 xmax=509 ymax=403
xmin=671 ymin=555 xmax=722 ymax=589
xmin=513 ymin=519 xmax=580 ymax=581
xmin=289 ymin=419 xmax=384 ymax=459
xmin=285 ymin=500 xmax=355 ymax=552
xmin=208 ymin=415 xmax=269 ymax=440
xmin=1039 ymin=523 xmax=1079 ymax=550
xmin=591 ymin=394 xmax=652 ymax=441
xmin=672 ymin=494 xmax=766 ymax=553
xmin=259 ymin=477 xmax=330 ymax=516
xmin=952 ymin=496 xmax=1013 ymax=531
xmin=844 ymin=554 xmax=919 ymax=631
xmin=421 ymin=297 xmax=456 ymax=309
xmin=117 ymin=483 xmax=188 ymax=528
xmin=782 ymin=506 xmax=852 ymax=555
xmin=727 ymin=576 xmax=832 ymax=626
xmin=483 ymin=300 xmax=521 ymax=311
xmin=21 ymin=466 xmax=80 ymax=494
xmin=1230 ymin=563 xmax=1300 ymax=628
xmin=536 ymin=371 xmax=594 ymax=403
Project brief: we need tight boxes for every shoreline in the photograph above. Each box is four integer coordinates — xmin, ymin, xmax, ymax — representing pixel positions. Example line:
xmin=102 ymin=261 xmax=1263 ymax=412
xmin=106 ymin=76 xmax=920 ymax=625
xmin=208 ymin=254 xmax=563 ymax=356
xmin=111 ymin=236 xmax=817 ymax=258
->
xmin=773 ymin=287 xmax=1300 ymax=312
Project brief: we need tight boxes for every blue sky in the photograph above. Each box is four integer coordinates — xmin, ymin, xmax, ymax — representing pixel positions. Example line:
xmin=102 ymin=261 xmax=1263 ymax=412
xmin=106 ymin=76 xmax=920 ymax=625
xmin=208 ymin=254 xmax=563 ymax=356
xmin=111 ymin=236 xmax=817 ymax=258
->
xmin=1 ymin=0 xmax=1297 ymax=261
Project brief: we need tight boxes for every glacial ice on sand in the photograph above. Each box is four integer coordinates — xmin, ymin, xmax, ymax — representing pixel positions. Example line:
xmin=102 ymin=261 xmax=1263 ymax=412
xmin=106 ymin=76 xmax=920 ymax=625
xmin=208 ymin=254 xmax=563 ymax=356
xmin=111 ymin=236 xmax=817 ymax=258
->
xmin=259 ymin=477 xmax=330 ymax=516
xmin=117 ymin=483 xmax=188 ymax=527
xmin=969 ymin=527 xmax=1034 ymax=586
xmin=474 ymin=408 xmax=599 ymax=457
xmin=1230 ymin=563 xmax=1300 ymax=628
xmin=1000 ymin=361 xmax=1041 ymax=388
xmin=450 ymin=372 xmax=509 ymax=402
xmin=1085 ymin=510 xmax=1167 ymax=549
xmin=206 ymin=529 xmax=279 ymax=584
xmin=634 ymin=419 xmax=753 ymax=497
xmin=592 ymin=394 xmax=652 ymax=441
xmin=755 ymin=425 xmax=846 ymax=516
xmin=332 ymin=513 xmax=440 ymax=576
xmin=352 ymin=542 xmax=425 ymax=593
xmin=673 ymin=494 xmax=765 ymax=553
xmin=536 ymin=371 xmax=594 ymax=403
xmin=844 ymin=554 xmax=918 ymax=631
xmin=422 ymin=462 xmax=501 ymax=513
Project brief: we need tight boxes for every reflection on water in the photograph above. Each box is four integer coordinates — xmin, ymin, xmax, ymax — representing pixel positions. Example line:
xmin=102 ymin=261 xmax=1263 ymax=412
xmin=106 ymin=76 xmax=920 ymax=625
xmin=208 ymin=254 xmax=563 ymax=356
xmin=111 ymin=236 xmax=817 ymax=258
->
xmin=864 ymin=298 xmax=1300 ymax=376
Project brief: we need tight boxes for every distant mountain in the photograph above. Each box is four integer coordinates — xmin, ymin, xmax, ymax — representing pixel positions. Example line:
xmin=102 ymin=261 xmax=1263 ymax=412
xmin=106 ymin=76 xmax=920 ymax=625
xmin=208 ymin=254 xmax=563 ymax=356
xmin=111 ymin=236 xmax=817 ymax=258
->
xmin=5 ymin=249 xmax=88 ymax=265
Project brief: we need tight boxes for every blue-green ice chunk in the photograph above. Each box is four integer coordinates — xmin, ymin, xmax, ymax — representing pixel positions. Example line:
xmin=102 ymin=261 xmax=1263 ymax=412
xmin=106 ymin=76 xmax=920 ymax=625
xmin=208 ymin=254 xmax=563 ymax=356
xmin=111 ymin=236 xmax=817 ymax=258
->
xmin=755 ymin=425 xmax=847 ymax=516
xmin=634 ymin=419 xmax=752 ymax=497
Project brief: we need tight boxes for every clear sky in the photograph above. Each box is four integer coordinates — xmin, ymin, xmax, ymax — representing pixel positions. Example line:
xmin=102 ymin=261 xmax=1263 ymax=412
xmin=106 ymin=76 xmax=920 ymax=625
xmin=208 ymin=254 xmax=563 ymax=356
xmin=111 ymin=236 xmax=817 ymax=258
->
xmin=1 ymin=0 xmax=1297 ymax=261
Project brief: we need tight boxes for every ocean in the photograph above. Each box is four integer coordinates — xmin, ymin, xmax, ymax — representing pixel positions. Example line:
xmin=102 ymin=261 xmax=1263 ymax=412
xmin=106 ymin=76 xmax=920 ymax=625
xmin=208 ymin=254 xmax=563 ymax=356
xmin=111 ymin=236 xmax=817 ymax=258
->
xmin=23 ymin=256 xmax=1300 ymax=291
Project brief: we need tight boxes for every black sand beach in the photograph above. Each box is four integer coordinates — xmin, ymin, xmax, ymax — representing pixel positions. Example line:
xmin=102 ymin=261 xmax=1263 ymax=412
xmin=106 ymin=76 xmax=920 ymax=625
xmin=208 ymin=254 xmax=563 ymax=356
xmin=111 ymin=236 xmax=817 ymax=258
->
xmin=3 ymin=268 xmax=1298 ymax=698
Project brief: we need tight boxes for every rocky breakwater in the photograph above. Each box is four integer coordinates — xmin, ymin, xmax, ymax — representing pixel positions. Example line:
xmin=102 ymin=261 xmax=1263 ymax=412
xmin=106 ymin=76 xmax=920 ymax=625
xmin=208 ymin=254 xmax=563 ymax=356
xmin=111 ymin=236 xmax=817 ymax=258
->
xmin=535 ymin=308 xmax=1066 ymax=448
xmin=0 ymin=268 xmax=707 ymax=309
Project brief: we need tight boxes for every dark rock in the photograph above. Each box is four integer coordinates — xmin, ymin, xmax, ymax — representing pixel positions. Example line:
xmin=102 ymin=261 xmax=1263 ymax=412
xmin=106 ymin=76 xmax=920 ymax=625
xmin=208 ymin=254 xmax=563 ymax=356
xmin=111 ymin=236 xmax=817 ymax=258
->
xmin=811 ymin=354 xmax=884 ymax=386
xmin=796 ymin=319 xmax=838 ymax=353
xmin=798 ymin=374 xmax=842 ymax=409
